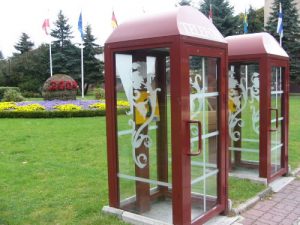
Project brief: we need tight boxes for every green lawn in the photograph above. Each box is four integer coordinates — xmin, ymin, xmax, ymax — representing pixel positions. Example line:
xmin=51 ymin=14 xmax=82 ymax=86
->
xmin=0 ymin=96 xmax=299 ymax=224
xmin=0 ymin=118 xmax=127 ymax=225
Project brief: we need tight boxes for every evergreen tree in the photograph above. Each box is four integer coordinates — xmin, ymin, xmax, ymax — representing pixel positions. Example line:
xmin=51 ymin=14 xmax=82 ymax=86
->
xmin=50 ymin=10 xmax=80 ymax=77
xmin=265 ymin=0 xmax=300 ymax=83
xmin=0 ymin=51 xmax=3 ymax=60
xmin=200 ymin=0 xmax=239 ymax=37
xmin=178 ymin=0 xmax=191 ymax=6
xmin=83 ymin=25 xmax=103 ymax=94
xmin=14 ymin=33 xmax=34 ymax=54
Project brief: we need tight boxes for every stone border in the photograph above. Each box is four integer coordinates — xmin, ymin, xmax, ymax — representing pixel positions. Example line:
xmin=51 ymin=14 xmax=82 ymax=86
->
xmin=230 ymin=187 xmax=273 ymax=216
xmin=290 ymin=166 xmax=300 ymax=177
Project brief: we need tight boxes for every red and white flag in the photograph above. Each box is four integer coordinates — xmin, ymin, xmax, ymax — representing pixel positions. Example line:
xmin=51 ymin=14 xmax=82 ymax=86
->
xmin=208 ymin=4 xmax=213 ymax=22
xmin=42 ymin=18 xmax=50 ymax=35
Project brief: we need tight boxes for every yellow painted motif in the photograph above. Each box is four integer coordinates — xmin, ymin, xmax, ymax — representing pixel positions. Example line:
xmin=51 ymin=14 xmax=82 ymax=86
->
xmin=135 ymin=91 xmax=160 ymax=125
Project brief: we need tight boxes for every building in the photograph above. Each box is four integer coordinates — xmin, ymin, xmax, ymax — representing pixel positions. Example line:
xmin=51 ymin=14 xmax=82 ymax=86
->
xmin=264 ymin=0 xmax=300 ymax=25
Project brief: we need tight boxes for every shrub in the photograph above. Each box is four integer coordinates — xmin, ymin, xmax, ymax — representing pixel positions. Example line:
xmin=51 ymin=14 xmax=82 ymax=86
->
xmin=42 ymin=74 xmax=79 ymax=100
xmin=94 ymin=88 xmax=105 ymax=100
xmin=22 ymin=91 xmax=42 ymax=98
xmin=2 ymin=89 xmax=24 ymax=102
xmin=0 ymin=87 xmax=20 ymax=99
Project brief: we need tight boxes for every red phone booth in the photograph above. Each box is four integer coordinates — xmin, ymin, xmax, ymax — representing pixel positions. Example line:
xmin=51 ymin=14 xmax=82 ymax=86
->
xmin=103 ymin=6 xmax=228 ymax=225
xmin=226 ymin=33 xmax=289 ymax=183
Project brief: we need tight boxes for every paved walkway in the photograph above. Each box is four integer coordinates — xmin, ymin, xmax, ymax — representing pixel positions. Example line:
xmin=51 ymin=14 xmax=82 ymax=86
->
xmin=238 ymin=177 xmax=300 ymax=225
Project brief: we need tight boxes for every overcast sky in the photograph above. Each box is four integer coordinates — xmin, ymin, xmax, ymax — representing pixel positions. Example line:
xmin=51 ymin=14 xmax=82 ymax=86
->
xmin=0 ymin=0 xmax=264 ymax=58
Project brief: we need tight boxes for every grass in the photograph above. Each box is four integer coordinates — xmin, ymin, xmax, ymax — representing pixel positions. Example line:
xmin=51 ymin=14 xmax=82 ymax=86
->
xmin=228 ymin=177 xmax=266 ymax=208
xmin=288 ymin=96 xmax=300 ymax=169
xmin=0 ymin=96 xmax=299 ymax=224
xmin=0 ymin=118 xmax=127 ymax=225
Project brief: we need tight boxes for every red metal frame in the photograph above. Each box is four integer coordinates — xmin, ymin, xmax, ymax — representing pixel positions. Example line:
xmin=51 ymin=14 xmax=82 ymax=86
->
xmin=104 ymin=7 xmax=228 ymax=225
xmin=105 ymin=36 xmax=228 ymax=225
xmin=227 ymin=53 xmax=289 ymax=184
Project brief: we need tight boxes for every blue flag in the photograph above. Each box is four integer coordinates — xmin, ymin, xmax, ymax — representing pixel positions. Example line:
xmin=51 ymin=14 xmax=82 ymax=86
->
xmin=78 ymin=12 xmax=84 ymax=40
xmin=277 ymin=2 xmax=283 ymax=38
xmin=243 ymin=9 xmax=248 ymax=34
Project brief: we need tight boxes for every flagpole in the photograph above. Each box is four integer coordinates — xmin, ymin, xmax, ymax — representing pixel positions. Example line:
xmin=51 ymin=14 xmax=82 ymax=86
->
xmin=49 ymin=40 xmax=53 ymax=76
xmin=81 ymin=42 xmax=84 ymax=98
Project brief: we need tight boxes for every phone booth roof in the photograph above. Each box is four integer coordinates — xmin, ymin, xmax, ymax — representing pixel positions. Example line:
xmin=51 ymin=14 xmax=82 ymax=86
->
xmin=106 ymin=6 xmax=226 ymax=45
xmin=226 ymin=32 xmax=288 ymax=59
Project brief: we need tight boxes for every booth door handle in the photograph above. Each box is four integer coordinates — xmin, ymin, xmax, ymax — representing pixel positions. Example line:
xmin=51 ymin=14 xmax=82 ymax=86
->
xmin=269 ymin=108 xmax=279 ymax=132
xmin=187 ymin=120 xmax=202 ymax=156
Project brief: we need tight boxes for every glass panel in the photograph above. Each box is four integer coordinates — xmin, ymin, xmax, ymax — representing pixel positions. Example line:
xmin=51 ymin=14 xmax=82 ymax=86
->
xmin=189 ymin=56 xmax=219 ymax=220
xmin=228 ymin=64 xmax=260 ymax=172
xmin=115 ymin=49 xmax=172 ymax=223
xmin=270 ymin=67 xmax=284 ymax=174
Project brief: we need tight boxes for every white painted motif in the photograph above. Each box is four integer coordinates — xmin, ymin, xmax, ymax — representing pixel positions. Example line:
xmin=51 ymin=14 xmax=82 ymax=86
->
xmin=228 ymin=69 xmax=260 ymax=142
xmin=125 ymin=60 xmax=161 ymax=169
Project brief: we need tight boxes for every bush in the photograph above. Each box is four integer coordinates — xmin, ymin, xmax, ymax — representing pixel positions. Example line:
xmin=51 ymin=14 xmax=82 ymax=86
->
xmin=0 ymin=87 xmax=20 ymax=99
xmin=2 ymin=89 xmax=24 ymax=102
xmin=94 ymin=88 xmax=105 ymax=100
xmin=22 ymin=91 xmax=42 ymax=98
xmin=42 ymin=74 xmax=79 ymax=100
xmin=0 ymin=108 xmax=128 ymax=118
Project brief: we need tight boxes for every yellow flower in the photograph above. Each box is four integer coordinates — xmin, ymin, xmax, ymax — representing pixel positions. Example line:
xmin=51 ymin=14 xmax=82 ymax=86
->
xmin=15 ymin=104 xmax=45 ymax=112
xmin=0 ymin=102 xmax=17 ymax=111
xmin=54 ymin=104 xmax=82 ymax=111
xmin=89 ymin=103 xmax=106 ymax=110
xmin=116 ymin=100 xmax=130 ymax=107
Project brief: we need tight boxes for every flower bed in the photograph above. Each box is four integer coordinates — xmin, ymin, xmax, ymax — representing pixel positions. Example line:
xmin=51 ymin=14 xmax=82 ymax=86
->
xmin=0 ymin=100 xmax=129 ymax=118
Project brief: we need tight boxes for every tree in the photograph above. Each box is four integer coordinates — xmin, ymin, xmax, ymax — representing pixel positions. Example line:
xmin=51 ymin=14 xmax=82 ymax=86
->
xmin=199 ymin=0 xmax=239 ymax=37
xmin=178 ymin=0 xmax=191 ymax=6
xmin=82 ymin=25 xmax=103 ymax=94
xmin=50 ymin=10 xmax=80 ymax=77
xmin=0 ymin=50 xmax=4 ymax=60
xmin=265 ymin=0 xmax=300 ymax=83
xmin=14 ymin=33 xmax=34 ymax=54
xmin=237 ymin=6 xmax=264 ymax=34
xmin=2 ymin=45 xmax=49 ymax=92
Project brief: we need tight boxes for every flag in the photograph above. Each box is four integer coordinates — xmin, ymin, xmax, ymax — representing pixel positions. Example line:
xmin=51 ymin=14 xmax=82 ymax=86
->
xmin=243 ymin=9 xmax=248 ymax=34
xmin=277 ymin=2 xmax=283 ymax=39
xmin=42 ymin=18 xmax=50 ymax=35
xmin=111 ymin=11 xmax=118 ymax=29
xmin=78 ymin=11 xmax=84 ymax=40
xmin=208 ymin=4 xmax=213 ymax=22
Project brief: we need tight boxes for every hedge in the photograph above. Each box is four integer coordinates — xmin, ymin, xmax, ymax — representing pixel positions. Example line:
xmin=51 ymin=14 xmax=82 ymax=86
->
xmin=0 ymin=108 xmax=128 ymax=118
xmin=0 ymin=87 xmax=20 ymax=99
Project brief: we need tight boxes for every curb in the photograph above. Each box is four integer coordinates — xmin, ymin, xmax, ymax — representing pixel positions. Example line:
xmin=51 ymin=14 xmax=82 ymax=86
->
xmin=290 ymin=167 xmax=300 ymax=177
xmin=230 ymin=187 xmax=272 ymax=216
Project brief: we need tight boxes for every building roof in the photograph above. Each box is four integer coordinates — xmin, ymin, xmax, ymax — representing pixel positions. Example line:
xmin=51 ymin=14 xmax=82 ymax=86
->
xmin=105 ymin=6 xmax=226 ymax=44
xmin=225 ymin=32 xmax=288 ymax=58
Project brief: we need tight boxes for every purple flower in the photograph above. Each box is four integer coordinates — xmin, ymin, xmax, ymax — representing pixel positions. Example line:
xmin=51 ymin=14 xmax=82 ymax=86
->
xmin=16 ymin=100 xmax=104 ymax=111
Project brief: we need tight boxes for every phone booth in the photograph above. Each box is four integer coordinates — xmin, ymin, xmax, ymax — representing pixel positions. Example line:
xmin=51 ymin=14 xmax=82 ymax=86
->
xmin=226 ymin=33 xmax=289 ymax=183
xmin=103 ymin=6 xmax=228 ymax=225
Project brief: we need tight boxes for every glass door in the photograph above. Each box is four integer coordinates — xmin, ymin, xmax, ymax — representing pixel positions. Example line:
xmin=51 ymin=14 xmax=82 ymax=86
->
xmin=270 ymin=66 xmax=284 ymax=175
xmin=114 ymin=49 xmax=173 ymax=224
xmin=188 ymin=55 xmax=220 ymax=221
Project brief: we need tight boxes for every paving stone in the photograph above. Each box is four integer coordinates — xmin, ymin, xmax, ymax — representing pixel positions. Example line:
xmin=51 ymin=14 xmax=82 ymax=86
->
xmin=239 ymin=177 xmax=300 ymax=225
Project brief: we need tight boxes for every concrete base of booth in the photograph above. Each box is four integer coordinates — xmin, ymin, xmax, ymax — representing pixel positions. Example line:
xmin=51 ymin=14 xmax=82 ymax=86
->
xmin=229 ymin=167 xmax=267 ymax=185
xmin=102 ymin=205 xmax=172 ymax=225
xmin=103 ymin=205 xmax=240 ymax=225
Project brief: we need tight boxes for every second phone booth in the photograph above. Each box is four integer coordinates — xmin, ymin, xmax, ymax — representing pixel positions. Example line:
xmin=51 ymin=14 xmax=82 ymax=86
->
xmin=226 ymin=33 xmax=289 ymax=183
xmin=103 ymin=6 xmax=229 ymax=225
